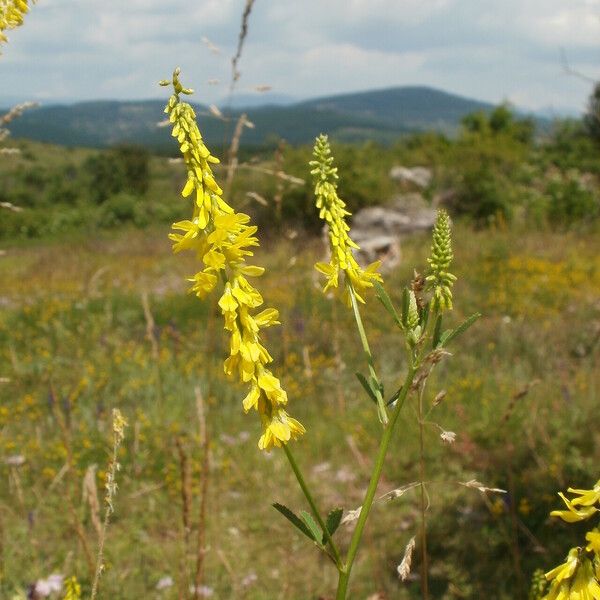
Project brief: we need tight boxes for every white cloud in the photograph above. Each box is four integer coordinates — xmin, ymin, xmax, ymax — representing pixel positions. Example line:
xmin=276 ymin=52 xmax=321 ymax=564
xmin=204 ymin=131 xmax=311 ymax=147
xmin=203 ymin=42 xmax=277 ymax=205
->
xmin=0 ymin=0 xmax=597 ymax=112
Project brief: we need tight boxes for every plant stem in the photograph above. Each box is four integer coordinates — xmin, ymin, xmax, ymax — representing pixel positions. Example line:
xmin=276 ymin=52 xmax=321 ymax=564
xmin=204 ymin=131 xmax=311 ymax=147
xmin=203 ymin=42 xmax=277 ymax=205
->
xmin=283 ymin=445 xmax=343 ymax=568
xmin=418 ymin=381 xmax=429 ymax=600
xmin=90 ymin=440 xmax=119 ymax=600
xmin=336 ymin=363 xmax=416 ymax=600
xmin=348 ymin=284 xmax=388 ymax=425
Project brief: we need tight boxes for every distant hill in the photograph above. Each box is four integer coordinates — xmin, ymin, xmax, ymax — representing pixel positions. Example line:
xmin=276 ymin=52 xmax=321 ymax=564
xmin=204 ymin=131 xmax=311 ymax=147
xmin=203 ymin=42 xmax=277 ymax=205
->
xmin=3 ymin=86 xmax=525 ymax=149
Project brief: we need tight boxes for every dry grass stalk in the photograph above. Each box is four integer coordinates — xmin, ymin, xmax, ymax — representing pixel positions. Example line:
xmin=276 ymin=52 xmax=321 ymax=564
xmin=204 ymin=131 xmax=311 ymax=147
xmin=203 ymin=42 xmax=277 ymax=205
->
xmin=238 ymin=163 xmax=305 ymax=185
xmin=82 ymin=465 xmax=102 ymax=538
xmin=224 ymin=112 xmax=247 ymax=197
xmin=501 ymin=380 xmax=540 ymax=424
xmin=230 ymin=0 xmax=256 ymax=94
xmin=0 ymin=101 xmax=38 ymax=148
xmin=193 ymin=386 xmax=210 ymax=599
xmin=345 ymin=435 xmax=367 ymax=471
xmin=208 ymin=104 xmax=226 ymax=121
xmin=273 ymin=139 xmax=286 ymax=220
xmin=246 ymin=191 xmax=268 ymax=206
xmin=175 ymin=436 xmax=193 ymax=544
xmin=302 ymin=345 xmax=313 ymax=379
xmin=332 ymin=299 xmax=346 ymax=412
xmin=141 ymin=291 xmax=165 ymax=404
xmin=0 ymin=505 xmax=3 ymax=584
xmin=90 ymin=409 xmax=127 ymax=600
xmin=201 ymin=36 xmax=221 ymax=55
xmin=0 ymin=201 xmax=23 ymax=212
xmin=50 ymin=386 xmax=95 ymax=579
xmin=175 ymin=435 xmax=193 ymax=599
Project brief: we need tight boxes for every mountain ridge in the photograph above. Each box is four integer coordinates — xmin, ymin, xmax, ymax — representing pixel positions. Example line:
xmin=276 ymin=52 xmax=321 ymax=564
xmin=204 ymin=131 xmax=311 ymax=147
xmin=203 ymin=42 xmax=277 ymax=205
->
xmin=3 ymin=85 xmax=541 ymax=149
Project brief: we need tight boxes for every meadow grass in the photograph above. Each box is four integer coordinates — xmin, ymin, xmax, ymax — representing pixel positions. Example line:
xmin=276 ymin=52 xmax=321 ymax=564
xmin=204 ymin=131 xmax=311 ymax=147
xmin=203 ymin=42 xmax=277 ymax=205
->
xmin=0 ymin=223 xmax=599 ymax=598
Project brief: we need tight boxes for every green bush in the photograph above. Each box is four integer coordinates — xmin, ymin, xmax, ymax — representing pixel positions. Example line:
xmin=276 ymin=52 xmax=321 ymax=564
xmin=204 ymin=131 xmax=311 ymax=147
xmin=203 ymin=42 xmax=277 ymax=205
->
xmin=99 ymin=192 xmax=139 ymax=227
xmin=545 ymin=170 xmax=599 ymax=226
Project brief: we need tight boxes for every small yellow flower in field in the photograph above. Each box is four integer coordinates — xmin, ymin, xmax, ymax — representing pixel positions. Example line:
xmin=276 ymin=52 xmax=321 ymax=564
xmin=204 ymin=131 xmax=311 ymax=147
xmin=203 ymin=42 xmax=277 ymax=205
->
xmin=161 ymin=68 xmax=304 ymax=450
xmin=310 ymin=134 xmax=382 ymax=306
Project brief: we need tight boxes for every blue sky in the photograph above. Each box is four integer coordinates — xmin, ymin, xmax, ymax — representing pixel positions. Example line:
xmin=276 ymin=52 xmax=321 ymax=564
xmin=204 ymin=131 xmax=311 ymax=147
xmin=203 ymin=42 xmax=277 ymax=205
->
xmin=1 ymin=0 xmax=599 ymax=113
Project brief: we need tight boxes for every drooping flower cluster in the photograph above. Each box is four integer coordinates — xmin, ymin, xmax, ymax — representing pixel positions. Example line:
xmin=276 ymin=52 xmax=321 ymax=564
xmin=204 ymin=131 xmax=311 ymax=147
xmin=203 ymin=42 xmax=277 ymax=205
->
xmin=0 ymin=0 xmax=33 ymax=46
xmin=310 ymin=134 xmax=382 ymax=306
xmin=161 ymin=68 xmax=304 ymax=450
xmin=542 ymin=479 xmax=600 ymax=599
xmin=426 ymin=209 xmax=457 ymax=312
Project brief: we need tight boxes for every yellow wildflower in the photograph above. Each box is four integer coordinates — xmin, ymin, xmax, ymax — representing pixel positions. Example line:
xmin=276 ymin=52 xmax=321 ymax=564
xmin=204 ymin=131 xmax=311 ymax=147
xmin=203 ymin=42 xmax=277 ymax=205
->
xmin=310 ymin=134 xmax=382 ymax=306
xmin=567 ymin=481 xmax=600 ymax=508
xmin=161 ymin=68 xmax=304 ymax=450
xmin=543 ymin=550 xmax=600 ymax=600
xmin=0 ymin=0 xmax=33 ymax=45
xmin=551 ymin=488 xmax=600 ymax=523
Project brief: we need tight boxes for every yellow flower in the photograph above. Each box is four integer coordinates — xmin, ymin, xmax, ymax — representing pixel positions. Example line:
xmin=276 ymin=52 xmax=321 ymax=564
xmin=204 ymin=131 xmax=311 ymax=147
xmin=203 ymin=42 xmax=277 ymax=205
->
xmin=551 ymin=492 xmax=599 ymax=523
xmin=0 ymin=0 xmax=33 ymax=46
xmin=544 ymin=550 xmax=600 ymax=600
xmin=310 ymin=134 xmax=382 ymax=306
xmin=567 ymin=481 xmax=600 ymax=508
xmin=161 ymin=69 xmax=304 ymax=450
xmin=587 ymin=530 xmax=600 ymax=554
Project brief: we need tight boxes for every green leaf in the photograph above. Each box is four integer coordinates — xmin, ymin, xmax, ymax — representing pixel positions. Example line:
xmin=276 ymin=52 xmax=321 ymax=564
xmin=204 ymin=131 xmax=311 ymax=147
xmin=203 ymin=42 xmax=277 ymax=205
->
xmin=401 ymin=287 xmax=409 ymax=327
xmin=356 ymin=372 xmax=377 ymax=404
xmin=432 ymin=314 xmax=443 ymax=348
xmin=374 ymin=282 xmax=402 ymax=328
xmin=325 ymin=508 xmax=343 ymax=541
xmin=300 ymin=511 xmax=324 ymax=545
xmin=272 ymin=503 xmax=317 ymax=542
xmin=441 ymin=313 xmax=481 ymax=347
xmin=386 ymin=385 xmax=403 ymax=406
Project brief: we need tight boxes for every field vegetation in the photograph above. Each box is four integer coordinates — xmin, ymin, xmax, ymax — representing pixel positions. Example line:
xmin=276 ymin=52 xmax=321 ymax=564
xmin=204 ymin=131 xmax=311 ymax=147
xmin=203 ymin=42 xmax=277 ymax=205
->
xmin=1 ymin=79 xmax=600 ymax=598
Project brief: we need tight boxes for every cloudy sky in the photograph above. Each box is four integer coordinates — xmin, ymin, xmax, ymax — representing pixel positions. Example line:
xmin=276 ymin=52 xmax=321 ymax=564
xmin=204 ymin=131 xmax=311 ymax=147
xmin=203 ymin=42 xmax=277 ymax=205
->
xmin=1 ymin=0 xmax=599 ymax=113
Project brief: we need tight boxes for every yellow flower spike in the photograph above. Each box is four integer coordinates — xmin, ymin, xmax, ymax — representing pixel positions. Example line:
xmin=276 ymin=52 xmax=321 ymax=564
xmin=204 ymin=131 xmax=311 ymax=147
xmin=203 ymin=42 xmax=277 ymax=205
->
xmin=310 ymin=134 xmax=382 ymax=306
xmin=162 ymin=68 xmax=304 ymax=449
xmin=0 ymin=0 xmax=34 ymax=48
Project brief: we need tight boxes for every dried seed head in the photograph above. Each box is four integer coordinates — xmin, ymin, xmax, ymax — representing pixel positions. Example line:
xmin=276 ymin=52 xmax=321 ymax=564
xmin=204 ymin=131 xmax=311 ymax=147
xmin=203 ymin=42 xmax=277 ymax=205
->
xmin=433 ymin=389 xmax=447 ymax=406
xmin=397 ymin=536 xmax=416 ymax=581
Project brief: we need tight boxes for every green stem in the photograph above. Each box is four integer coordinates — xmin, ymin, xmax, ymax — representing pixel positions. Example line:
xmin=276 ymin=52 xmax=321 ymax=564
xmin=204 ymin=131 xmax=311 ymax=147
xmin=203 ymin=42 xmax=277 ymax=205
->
xmin=417 ymin=381 xmax=430 ymax=600
xmin=335 ymin=363 xmax=416 ymax=600
xmin=347 ymin=284 xmax=388 ymax=425
xmin=283 ymin=444 xmax=343 ymax=568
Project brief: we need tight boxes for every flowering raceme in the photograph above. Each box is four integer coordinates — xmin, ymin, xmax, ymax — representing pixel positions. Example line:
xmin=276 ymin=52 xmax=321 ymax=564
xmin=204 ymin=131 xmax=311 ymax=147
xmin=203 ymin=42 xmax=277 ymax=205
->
xmin=542 ymin=479 xmax=600 ymax=600
xmin=426 ymin=209 xmax=456 ymax=312
xmin=161 ymin=68 xmax=304 ymax=450
xmin=310 ymin=134 xmax=382 ymax=306
xmin=0 ymin=0 xmax=32 ymax=45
